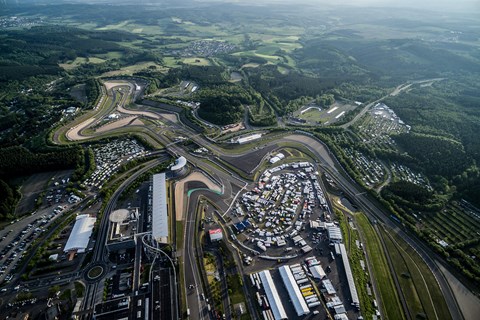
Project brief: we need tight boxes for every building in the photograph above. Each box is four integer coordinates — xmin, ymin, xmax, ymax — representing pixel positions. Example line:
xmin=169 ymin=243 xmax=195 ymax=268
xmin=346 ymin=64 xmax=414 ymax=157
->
xmin=63 ymin=214 xmax=96 ymax=255
xmin=327 ymin=225 xmax=343 ymax=243
xmin=107 ymin=208 xmax=138 ymax=252
xmin=171 ymin=156 xmax=187 ymax=172
xmin=279 ymin=266 xmax=310 ymax=316
xmin=309 ymin=265 xmax=326 ymax=280
xmin=234 ymin=133 xmax=262 ymax=144
xmin=270 ymin=153 xmax=285 ymax=164
xmin=259 ymin=270 xmax=287 ymax=320
xmin=94 ymin=297 xmax=131 ymax=320
xmin=339 ymin=243 xmax=360 ymax=307
xmin=209 ymin=228 xmax=223 ymax=242
xmin=152 ymin=173 xmax=169 ymax=244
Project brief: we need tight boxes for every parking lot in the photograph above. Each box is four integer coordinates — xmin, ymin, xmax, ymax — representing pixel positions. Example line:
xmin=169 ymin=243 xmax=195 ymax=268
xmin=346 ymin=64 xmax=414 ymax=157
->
xmin=84 ymin=139 xmax=148 ymax=188
xmin=218 ymin=157 xmax=361 ymax=318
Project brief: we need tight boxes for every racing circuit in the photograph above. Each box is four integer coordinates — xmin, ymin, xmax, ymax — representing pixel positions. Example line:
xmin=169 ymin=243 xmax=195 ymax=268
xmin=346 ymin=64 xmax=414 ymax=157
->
xmin=51 ymin=78 xmax=475 ymax=320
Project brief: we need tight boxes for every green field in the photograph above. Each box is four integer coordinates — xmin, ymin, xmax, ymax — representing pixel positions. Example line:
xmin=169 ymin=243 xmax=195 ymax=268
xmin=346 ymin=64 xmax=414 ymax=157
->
xmin=59 ymin=57 xmax=106 ymax=70
xmin=355 ymin=214 xmax=405 ymax=320
xmin=381 ymin=227 xmax=452 ymax=320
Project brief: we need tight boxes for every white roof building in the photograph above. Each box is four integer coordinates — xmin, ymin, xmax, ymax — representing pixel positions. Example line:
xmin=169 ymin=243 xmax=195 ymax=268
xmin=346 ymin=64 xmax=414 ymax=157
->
xmin=152 ymin=173 xmax=169 ymax=244
xmin=259 ymin=270 xmax=287 ymax=320
xmin=279 ymin=266 xmax=310 ymax=316
xmin=310 ymin=265 xmax=326 ymax=280
xmin=327 ymin=225 xmax=343 ymax=242
xmin=64 ymin=214 xmax=96 ymax=253
xmin=339 ymin=243 xmax=360 ymax=306
xmin=236 ymin=133 xmax=262 ymax=144
xmin=171 ymin=156 xmax=187 ymax=171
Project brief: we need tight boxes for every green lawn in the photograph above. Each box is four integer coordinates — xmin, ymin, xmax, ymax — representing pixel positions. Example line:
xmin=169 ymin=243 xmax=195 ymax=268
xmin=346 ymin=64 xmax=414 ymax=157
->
xmin=380 ymin=228 xmax=425 ymax=318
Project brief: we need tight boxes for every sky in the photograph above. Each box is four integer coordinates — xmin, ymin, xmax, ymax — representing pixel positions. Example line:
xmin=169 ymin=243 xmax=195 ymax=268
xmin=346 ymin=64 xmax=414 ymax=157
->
xmin=196 ymin=0 xmax=480 ymax=13
xmin=3 ymin=0 xmax=479 ymax=13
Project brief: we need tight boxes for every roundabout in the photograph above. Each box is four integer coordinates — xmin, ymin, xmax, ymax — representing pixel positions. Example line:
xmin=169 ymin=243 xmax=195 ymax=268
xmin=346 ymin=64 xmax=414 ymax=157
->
xmin=85 ymin=264 xmax=106 ymax=283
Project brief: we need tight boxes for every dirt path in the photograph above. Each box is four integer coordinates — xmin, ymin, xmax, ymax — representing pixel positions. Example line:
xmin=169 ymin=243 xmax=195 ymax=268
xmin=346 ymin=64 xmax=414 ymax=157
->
xmin=174 ymin=171 xmax=222 ymax=221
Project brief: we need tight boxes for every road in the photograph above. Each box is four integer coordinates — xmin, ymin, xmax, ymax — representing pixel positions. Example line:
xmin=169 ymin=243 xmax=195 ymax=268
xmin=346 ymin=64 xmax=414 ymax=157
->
xmin=340 ymin=78 xmax=446 ymax=129
xmin=81 ymin=155 xmax=170 ymax=318
xmin=46 ymin=78 xmax=463 ymax=320
xmin=280 ymin=133 xmax=463 ymax=320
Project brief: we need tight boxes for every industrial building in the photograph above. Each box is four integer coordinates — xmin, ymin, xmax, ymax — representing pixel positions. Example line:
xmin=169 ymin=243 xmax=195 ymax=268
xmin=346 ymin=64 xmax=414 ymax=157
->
xmin=279 ymin=266 xmax=310 ymax=316
xmin=63 ymin=214 xmax=96 ymax=255
xmin=339 ymin=243 xmax=360 ymax=307
xmin=258 ymin=270 xmax=287 ymax=320
xmin=152 ymin=173 xmax=169 ymax=244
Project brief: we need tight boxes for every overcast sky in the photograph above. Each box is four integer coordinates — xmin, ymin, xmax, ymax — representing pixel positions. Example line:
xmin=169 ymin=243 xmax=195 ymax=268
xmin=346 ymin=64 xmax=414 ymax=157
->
xmin=198 ymin=0 xmax=480 ymax=13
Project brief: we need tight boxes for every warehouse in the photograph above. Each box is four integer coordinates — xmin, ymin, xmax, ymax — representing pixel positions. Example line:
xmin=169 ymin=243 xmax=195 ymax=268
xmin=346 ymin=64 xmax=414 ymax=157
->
xmin=339 ymin=243 xmax=360 ymax=307
xmin=64 ymin=214 xmax=96 ymax=254
xmin=152 ymin=173 xmax=169 ymax=244
xmin=279 ymin=266 xmax=310 ymax=316
xmin=259 ymin=270 xmax=287 ymax=320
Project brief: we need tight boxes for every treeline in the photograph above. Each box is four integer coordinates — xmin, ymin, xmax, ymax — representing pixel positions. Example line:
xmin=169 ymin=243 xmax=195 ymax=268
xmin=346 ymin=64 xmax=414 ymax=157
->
xmin=165 ymin=65 xmax=226 ymax=86
xmin=85 ymin=78 xmax=102 ymax=109
xmin=0 ymin=146 xmax=82 ymax=178
xmin=247 ymin=65 xmax=338 ymax=114
xmin=195 ymin=84 xmax=255 ymax=125
xmin=381 ymin=181 xmax=443 ymax=212
xmin=394 ymin=133 xmax=473 ymax=179
xmin=71 ymin=148 xmax=96 ymax=184
xmin=0 ymin=179 xmax=20 ymax=220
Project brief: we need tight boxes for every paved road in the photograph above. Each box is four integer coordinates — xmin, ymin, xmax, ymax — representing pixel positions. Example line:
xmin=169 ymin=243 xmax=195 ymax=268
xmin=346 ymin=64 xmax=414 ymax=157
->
xmin=282 ymin=134 xmax=463 ymax=320
xmin=179 ymin=131 xmax=463 ymax=320
xmin=340 ymin=78 xmax=446 ymax=129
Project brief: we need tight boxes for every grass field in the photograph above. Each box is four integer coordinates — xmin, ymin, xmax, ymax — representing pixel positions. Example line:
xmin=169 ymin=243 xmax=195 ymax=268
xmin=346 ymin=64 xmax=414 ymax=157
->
xmin=100 ymin=61 xmax=166 ymax=77
xmin=59 ymin=56 xmax=106 ymax=70
xmin=381 ymin=228 xmax=426 ymax=318
xmin=355 ymin=214 xmax=404 ymax=320
xmin=334 ymin=209 xmax=376 ymax=319
xmin=182 ymin=57 xmax=211 ymax=66
xmin=381 ymin=227 xmax=452 ymax=320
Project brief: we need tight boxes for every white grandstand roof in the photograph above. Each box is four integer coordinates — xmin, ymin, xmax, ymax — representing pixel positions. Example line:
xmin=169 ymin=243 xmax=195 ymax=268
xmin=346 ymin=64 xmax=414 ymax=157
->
xmin=152 ymin=173 xmax=169 ymax=244
xmin=259 ymin=270 xmax=287 ymax=320
xmin=171 ymin=156 xmax=187 ymax=171
xmin=64 ymin=214 xmax=96 ymax=253
xmin=340 ymin=243 xmax=360 ymax=306
xmin=279 ymin=266 xmax=310 ymax=316
xmin=237 ymin=133 xmax=262 ymax=144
